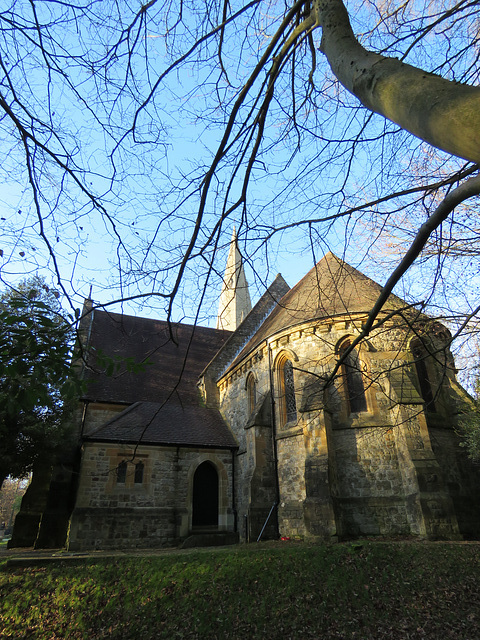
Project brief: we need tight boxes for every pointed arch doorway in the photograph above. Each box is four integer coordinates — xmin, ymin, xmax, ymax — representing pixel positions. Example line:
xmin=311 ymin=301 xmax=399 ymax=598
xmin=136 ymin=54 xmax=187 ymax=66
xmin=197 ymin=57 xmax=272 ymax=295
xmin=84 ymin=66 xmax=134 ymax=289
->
xmin=192 ymin=461 xmax=219 ymax=529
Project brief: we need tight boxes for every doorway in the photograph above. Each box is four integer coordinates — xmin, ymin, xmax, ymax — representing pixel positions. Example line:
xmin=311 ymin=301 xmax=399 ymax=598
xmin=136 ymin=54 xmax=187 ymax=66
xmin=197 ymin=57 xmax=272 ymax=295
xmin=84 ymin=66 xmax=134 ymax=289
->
xmin=192 ymin=461 xmax=219 ymax=528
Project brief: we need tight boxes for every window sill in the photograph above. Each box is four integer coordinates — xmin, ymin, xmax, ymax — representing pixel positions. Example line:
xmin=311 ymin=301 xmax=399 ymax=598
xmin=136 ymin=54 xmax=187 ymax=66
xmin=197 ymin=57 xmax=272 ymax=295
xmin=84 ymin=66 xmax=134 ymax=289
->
xmin=334 ymin=412 xmax=390 ymax=429
xmin=276 ymin=423 xmax=303 ymax=440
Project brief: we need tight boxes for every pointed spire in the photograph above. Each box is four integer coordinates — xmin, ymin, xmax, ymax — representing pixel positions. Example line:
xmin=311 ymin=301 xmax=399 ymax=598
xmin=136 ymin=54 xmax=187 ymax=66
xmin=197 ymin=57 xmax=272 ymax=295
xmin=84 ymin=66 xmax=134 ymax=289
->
xmin=216 ymin=227 xmax=252 ymax=331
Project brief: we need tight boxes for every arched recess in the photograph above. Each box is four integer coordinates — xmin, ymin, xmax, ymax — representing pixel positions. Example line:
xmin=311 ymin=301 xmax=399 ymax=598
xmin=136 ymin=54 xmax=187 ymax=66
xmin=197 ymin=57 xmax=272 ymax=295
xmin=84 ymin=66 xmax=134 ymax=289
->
xmin=275 ymin=350 xmax=298 ymax=427
xmin=185 ymin=455 xmax=231 ymax=535
xmin=337 ymin=338 xmax=368 ymax=414
xmin=245 ymin=372 xmax=257 ymax=416
xmin=192 ymin=461 xmax=219 ymax=528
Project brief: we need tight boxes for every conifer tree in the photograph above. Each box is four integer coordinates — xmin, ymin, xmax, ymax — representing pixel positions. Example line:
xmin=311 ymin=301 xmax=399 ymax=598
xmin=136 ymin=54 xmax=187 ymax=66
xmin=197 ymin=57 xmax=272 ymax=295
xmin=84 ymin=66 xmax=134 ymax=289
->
xmin=0 ymin=277 xmax=78 ymax=490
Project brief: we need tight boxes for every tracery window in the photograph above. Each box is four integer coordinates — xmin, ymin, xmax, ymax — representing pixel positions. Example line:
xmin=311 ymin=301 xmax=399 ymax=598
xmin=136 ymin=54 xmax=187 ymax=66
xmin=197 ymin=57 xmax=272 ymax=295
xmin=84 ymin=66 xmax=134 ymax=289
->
xmin=339 ymin=341 xmax=367 ymax=414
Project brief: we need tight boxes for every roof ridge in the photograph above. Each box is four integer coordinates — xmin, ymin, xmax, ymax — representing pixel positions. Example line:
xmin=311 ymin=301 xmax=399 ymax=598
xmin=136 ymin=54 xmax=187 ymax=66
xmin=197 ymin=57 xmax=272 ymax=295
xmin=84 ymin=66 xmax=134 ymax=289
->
xmin=91 ymin=308 xmax=229 ymax=335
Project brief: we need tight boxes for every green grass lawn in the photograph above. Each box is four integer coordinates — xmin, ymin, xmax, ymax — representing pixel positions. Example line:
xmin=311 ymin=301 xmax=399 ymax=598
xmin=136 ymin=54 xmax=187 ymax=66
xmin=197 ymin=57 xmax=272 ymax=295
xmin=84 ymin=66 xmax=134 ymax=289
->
xmin=1 ymin=541 xmax=479 ymax=639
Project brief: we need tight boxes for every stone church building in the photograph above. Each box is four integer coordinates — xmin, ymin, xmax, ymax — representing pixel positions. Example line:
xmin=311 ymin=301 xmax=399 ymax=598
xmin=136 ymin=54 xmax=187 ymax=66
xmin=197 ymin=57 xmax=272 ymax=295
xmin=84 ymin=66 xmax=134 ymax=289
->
xmin=10 ymin=234 xmax=480 ymax=550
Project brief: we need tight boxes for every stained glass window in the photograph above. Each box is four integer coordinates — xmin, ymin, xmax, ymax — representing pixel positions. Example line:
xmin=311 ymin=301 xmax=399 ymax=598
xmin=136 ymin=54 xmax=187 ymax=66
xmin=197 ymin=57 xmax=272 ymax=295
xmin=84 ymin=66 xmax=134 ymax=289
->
xmin=283 ymin=359 xmax=297 ymax=423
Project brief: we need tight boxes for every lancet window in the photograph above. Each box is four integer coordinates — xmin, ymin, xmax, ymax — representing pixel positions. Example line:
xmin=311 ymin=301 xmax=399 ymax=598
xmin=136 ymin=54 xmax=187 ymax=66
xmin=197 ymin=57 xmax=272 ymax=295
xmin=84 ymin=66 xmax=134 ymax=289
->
xmin=277 ymin=354 xmax=297 ymax=426
xmin=246 ymin=373 xmax=256 ymax=415
xmin=134 ymin=461 xmax=144 ymax=484
xmin=339 ymin=341 xmax=367 ymax=414
xmin=116 ymin=460 xmax=128 ymax=484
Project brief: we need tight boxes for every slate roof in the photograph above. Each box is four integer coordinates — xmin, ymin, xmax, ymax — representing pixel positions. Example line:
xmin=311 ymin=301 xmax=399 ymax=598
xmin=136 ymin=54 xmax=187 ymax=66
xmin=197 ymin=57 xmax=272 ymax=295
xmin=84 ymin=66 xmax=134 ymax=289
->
xmin=80 ymin=310 xmax=236 ymax=448
xmin=80 ymin=253 xmax=409 ymax=445
xmin=84 ymin=401 xmax=237 ymax=448
xmin=81 ymin=310 xmax=231 ymax=404
xmin=226 ymin=252 xmax=409 ymax=373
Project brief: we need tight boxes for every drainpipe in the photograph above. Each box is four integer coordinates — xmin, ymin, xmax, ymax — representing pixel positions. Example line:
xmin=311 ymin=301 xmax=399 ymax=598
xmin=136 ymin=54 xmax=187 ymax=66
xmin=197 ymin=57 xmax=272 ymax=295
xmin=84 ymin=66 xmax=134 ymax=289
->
xmin=174 ymin=446 xmax=180 ymax=541
xmin=268 ymin=343 xmax=280 ymax=539
xmin=231 ymin=449 xmax=237 ymax=533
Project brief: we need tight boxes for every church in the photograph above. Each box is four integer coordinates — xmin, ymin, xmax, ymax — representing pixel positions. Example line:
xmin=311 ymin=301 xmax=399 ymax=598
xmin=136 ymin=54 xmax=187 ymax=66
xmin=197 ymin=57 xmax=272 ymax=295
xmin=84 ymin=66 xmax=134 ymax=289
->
xmin=10 ymin=234 xmax=480 ymax=549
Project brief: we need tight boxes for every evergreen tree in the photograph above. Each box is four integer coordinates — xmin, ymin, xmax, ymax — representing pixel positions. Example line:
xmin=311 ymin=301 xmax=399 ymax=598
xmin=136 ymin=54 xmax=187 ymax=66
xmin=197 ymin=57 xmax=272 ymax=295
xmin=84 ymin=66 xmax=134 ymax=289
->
xmin=0 ymin=277 xmax=78 ymax=490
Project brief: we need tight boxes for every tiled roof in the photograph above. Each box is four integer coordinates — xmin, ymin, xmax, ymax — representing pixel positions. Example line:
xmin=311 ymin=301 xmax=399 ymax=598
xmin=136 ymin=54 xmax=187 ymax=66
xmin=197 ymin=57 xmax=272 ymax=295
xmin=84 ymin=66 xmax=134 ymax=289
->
xmin=81 ymin=311 xmax=231 ymax=404
xmin=85 ymin=400 xmax=237 ymax=449
xmin=226 ymin=252 xmax=409 ymax=372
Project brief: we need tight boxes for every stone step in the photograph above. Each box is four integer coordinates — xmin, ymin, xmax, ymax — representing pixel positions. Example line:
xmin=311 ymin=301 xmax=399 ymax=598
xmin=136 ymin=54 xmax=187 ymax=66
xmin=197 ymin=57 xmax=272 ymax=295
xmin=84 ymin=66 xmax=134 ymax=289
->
xmin=181 ymin=531 xmax=239 ymax=549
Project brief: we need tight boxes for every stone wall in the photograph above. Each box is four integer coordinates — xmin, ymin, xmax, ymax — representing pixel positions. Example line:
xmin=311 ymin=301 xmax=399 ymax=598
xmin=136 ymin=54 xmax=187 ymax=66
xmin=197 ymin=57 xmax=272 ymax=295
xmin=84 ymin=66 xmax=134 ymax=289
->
xmin=68 ymin=443 xmax=234 ymax=550
xmin=333 ymin=426 xmax=410 ymax=536
xmin=429 ymin=426 xmax=480 ymax=537
xmin=216 ymin=312 xmax=480 ymax=542
xmin=277 ymin=430 xmax=307 ymax=538
xmin=81 ymin=402 xmax=128 ymax=436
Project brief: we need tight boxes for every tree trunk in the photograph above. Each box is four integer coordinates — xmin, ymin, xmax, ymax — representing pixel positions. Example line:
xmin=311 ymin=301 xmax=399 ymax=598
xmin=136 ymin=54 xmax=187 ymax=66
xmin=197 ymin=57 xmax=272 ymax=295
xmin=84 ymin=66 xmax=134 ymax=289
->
xmin=314 ymin=0 xmax=480 ymax=163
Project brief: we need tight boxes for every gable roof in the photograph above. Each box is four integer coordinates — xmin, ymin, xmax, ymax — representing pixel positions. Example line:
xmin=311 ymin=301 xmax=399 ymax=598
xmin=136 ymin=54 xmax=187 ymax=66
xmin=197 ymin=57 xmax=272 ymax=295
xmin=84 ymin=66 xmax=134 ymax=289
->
xmin=81 ymin=310 xmax=231 ymax=405
xmin=84 ymin=400 xmax=237 ymax=449
xmin=276 ymin=251 xmax=406 ymax=318
xmin=225 ymin=252 xmax=409 ymax=374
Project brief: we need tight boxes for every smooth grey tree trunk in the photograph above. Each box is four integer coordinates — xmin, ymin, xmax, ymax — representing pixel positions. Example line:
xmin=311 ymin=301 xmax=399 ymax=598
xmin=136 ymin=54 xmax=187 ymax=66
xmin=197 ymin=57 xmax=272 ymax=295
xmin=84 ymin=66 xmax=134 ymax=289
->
xmin=314 ymin=0 xmax=480 ymax=163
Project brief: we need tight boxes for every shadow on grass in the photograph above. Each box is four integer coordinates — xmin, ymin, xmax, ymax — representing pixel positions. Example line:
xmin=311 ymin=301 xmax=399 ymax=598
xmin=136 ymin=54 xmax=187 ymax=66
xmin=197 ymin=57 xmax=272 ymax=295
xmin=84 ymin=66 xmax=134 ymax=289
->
xmin=1 ymin=541 xmax=479 ymax=639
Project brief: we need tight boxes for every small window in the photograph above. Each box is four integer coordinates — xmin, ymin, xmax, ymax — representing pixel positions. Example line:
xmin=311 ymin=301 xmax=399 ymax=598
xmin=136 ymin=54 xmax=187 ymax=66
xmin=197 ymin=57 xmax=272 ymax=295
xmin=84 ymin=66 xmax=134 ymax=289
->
xmin=246 ymin=373 xmax=256 ymax=415
xmin=339 ymin=342 xmax=367 ymax=414
xmin=134 ymin=461 xmax=144 ymax=484
xmin=117 ymin=460 xmax=127 ymax=484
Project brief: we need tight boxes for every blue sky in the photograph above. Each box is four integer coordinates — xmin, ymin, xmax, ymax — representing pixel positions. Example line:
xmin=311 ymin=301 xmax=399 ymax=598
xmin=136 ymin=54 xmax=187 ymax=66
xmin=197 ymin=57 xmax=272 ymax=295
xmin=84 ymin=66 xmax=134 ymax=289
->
xmin=0 ymin=0 xmax=478 ymax=355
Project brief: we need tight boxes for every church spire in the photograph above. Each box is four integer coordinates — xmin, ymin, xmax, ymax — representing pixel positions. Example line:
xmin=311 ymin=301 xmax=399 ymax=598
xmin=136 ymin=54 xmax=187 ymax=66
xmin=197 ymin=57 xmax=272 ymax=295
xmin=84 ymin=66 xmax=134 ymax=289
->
xmin=216 ymin=227 xmax=252 ymax=331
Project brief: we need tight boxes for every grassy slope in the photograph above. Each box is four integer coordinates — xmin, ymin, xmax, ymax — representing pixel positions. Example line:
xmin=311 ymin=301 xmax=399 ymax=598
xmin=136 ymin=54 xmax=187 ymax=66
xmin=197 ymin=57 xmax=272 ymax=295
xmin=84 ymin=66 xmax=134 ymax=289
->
xmin=1 ymin=541 xmax=479 ymax=639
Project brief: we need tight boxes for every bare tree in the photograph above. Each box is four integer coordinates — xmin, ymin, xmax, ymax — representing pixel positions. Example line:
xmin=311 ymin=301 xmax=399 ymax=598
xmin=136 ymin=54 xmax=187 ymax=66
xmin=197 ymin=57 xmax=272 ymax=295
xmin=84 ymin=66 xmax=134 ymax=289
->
xmin=0 ymin=0 xmax=479 ymax=362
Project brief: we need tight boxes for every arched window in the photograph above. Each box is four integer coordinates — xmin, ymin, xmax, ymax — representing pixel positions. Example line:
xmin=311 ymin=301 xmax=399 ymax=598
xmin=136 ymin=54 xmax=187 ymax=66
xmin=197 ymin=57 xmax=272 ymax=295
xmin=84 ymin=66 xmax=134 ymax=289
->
xmin=411 ymin=340 xmax=436 ymax=413
xmin=283 ymin=359 xmax=297 ymax=422
xmin=116 ymin=460 xmax=127 ymax=484
xmin=339 ymin=341 xmax=367 ymax=414
xmin=277 ymin=354 xmax=297 ymax=426
xmin=246 ymin=373 xmax=256 ymax=415
xmin=134 ymin=461 xmax=144 ymax=484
